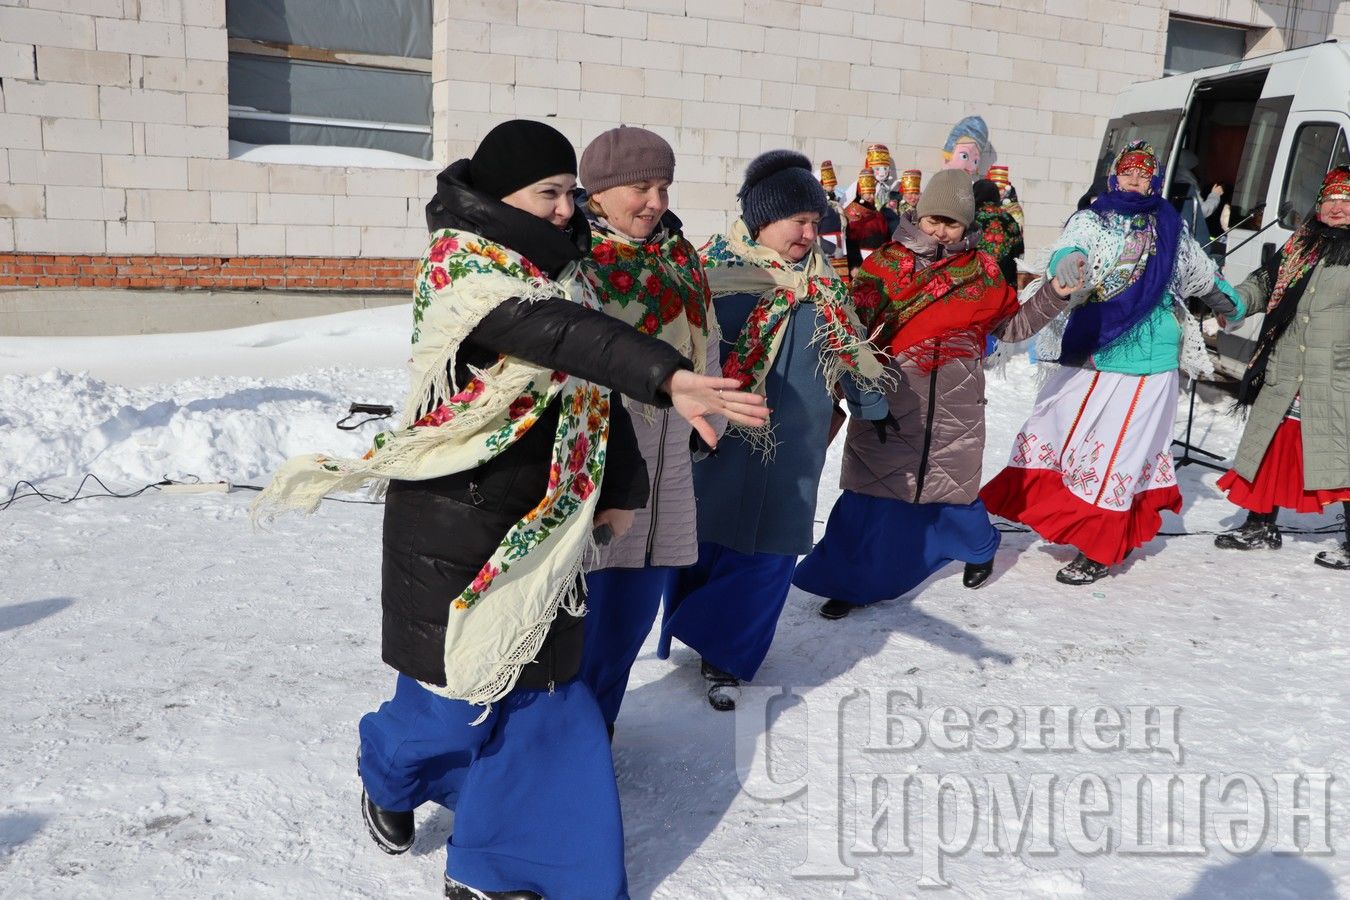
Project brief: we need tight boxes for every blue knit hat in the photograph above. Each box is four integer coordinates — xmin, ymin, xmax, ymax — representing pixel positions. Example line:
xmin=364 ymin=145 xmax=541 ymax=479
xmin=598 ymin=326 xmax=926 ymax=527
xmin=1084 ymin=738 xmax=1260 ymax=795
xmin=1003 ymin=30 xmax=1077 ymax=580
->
xmin=738 ymin=150 xmax=830 ymax=233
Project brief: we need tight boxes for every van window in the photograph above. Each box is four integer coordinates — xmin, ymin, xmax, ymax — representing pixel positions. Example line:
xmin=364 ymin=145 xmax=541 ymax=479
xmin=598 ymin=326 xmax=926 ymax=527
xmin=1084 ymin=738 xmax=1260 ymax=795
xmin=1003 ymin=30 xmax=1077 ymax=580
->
xmin=1095 ymin=110 xmax=1184 ymax=178
xmin=1229 ymin=96 xmax=1292 ymax=229
xmin=1280 ymin=124 xmax=1350 ymax=229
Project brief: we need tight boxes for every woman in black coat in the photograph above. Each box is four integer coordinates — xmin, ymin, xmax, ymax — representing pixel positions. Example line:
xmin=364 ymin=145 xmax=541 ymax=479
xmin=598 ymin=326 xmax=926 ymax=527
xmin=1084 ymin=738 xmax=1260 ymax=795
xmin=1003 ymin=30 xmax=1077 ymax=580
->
xmin=257 ymin=120 xmax=766 ymax=900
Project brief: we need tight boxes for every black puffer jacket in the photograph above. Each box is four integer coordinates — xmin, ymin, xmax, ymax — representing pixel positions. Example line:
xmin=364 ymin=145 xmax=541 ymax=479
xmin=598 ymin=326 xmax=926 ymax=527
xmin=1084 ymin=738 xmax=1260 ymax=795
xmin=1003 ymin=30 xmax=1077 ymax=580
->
xmin=382 ymin=160 xmax=690 ymax=689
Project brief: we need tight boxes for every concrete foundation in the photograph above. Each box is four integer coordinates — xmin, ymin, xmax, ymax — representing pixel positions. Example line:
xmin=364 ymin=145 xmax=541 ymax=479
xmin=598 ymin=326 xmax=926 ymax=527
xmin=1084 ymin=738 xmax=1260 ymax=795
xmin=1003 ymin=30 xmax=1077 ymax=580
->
xmin=0 ymin=289 xmax=408 ymax=336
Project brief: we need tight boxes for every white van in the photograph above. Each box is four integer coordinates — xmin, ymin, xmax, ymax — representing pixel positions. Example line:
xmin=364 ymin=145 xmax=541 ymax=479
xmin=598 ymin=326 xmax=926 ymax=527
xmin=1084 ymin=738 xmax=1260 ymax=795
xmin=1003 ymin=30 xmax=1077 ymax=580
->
xmin=1095 ymin=40 xmax=1350 ymax=379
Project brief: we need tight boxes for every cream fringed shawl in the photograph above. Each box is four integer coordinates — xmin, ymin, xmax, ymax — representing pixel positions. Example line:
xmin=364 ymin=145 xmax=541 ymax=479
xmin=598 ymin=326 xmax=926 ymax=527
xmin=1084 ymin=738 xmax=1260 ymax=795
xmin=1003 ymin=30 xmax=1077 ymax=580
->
xmin=252 ymin=229 xmax=611 ymax=718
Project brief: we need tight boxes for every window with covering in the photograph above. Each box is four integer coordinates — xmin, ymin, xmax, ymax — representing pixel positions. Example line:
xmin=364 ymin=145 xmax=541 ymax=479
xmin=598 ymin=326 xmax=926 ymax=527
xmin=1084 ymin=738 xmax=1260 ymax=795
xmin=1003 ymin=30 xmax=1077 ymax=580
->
xmin=1280 ymin=124 xmax=1350 ymax=229
xmin=1230 ymin=96 xmax=1292 ymax=229
xmin=226 ymin=0 xmax=433 ymax=161
xmin=1164 ymin=16 xmax=1249 ymax=76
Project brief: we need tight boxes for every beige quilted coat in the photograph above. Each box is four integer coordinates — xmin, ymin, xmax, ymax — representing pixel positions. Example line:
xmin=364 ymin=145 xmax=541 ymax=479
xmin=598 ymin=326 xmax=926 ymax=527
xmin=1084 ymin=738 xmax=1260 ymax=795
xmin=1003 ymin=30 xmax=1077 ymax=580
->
xmin=840 ymin=280 xmax=1067 ymax=504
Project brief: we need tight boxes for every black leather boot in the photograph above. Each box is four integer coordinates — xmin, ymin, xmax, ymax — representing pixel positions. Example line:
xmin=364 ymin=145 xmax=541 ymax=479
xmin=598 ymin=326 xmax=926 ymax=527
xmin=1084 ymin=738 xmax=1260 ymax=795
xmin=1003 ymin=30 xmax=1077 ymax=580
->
xmin=962 ymin=560 xmax=994 ymax=589
xmin=1314 ymin=503 xmax=1350 ymax=570
xmin=361 ymin=787 xmax=414 ymax=855
xmin=1215 ymin=509 xmax=1282 ymax=550
xmin=1055 ymin=552 xmax=1109 ymax=586
xmin=701 ymin=658 xmax=740 ymax=711
xmin=819 ymin=598 xmax=854 ymax=619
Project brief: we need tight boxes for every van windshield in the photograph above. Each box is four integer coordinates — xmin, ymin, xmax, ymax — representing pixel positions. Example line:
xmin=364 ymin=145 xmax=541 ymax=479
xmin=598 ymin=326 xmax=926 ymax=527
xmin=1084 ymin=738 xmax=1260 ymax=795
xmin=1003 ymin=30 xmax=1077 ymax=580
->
xmin=1094 ymin=110 xmax=1184 ymax=177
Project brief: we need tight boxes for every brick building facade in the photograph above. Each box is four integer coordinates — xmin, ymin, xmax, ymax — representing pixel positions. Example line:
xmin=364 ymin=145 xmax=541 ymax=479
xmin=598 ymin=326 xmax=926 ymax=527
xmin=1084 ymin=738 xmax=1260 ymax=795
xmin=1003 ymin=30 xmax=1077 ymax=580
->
xmin=0 ymin=0 xmax=1346 ymax=306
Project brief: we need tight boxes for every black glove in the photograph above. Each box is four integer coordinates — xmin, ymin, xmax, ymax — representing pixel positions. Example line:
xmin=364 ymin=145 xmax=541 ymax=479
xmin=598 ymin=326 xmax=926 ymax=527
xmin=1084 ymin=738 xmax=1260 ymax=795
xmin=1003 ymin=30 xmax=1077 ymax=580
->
xmin=872 ymin=413 xmax=900 ymax=445
xmin=1197 ymin=285 xmax=1237 ymax=317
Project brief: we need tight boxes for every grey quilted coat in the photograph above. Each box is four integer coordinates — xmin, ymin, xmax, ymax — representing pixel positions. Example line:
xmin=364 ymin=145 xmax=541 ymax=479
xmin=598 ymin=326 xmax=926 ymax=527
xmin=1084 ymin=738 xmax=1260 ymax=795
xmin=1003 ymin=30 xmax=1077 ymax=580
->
xmin=840 ymin=279 xmax=1067 ymax=504
xmin=1231 ymin=260 xmax=1350 ymax=489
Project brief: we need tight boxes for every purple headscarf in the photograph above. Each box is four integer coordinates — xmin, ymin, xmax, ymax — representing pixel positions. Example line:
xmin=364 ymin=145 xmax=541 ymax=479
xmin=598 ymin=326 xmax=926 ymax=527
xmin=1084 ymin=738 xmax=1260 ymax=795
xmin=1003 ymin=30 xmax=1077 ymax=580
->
xmin=1057 ymin=142 xmax=1182 ymax=366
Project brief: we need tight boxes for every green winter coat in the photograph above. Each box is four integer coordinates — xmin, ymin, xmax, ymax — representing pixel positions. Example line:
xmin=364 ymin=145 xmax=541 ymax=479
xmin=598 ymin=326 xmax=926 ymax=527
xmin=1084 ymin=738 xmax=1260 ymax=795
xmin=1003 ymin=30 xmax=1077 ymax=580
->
xmin=1232 ymin=260 xmax=1350 ymax=489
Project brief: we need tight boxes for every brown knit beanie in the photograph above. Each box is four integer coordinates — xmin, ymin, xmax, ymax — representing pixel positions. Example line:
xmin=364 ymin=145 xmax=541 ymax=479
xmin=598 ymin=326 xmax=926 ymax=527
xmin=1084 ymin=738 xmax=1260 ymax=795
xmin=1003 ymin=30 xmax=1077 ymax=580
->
xmin=916 ymin=169 xmax=976 ymax=227
xmin=579 ymin=126 xmax=676 ymax=195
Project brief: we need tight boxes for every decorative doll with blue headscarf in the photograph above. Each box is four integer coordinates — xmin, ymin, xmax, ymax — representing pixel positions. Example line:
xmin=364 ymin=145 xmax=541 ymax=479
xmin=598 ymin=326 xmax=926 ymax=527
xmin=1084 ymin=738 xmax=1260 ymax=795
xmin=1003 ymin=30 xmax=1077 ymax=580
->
xmin=980 ymin=140 xmax=1245 ymax=586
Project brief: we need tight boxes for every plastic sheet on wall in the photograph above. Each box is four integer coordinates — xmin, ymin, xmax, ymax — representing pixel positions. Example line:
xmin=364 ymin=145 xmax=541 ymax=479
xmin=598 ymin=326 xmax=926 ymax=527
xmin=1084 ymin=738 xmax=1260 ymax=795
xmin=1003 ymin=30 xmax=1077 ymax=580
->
xmin=228 ymin=54 xmax=431 ymax=158
xmin=226 ymin=0 xmax=431 ymax=59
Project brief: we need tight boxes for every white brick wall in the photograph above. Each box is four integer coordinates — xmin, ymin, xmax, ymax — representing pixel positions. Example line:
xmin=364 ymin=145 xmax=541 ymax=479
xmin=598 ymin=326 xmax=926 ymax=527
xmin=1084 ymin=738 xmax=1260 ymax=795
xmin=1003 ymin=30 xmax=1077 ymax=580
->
xmin=1 ymin=0 xmax=1346 ymax=259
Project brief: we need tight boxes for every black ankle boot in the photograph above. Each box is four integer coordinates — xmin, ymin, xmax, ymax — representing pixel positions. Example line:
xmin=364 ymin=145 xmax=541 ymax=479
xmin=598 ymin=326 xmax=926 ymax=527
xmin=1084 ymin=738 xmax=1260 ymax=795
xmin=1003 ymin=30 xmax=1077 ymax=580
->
xmin=962 ymin=560 xmax=994 ymax=589
xmin=444 ymin=876 xmax=542 ymax=899
xmin=701 ymin=658 xmax=740 ymax=711
xmin=819 ymin=598 xmax=853 ymax=619
xmin=1055 ymin=552 xmax=1109 ymax=586
xmin=362 ymin=788 xmax=414 ymax=855
xmin=1215 ymin=510 xmax=1282 ymax=550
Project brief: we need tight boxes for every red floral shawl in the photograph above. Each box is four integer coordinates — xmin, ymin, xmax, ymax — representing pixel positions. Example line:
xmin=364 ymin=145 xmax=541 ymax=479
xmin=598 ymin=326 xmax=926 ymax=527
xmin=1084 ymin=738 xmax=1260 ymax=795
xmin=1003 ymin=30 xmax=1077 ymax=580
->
xmin=850 ymin=243 xmax=1018 ymax=373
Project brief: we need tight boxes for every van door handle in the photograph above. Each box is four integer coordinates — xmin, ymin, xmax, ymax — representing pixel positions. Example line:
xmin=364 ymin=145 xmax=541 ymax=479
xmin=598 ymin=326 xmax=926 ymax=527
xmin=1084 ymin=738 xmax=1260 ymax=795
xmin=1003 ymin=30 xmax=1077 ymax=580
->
xmin=1261 ymin=241 xmax=1276 ymax=265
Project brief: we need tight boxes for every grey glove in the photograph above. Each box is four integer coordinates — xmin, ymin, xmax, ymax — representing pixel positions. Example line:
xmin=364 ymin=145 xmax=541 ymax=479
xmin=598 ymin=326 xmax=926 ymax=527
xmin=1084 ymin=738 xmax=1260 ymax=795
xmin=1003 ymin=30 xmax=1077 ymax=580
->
xmin=1053 ymin=250 xmax=1088 ymax=286
xmin=1197 ymin=286 xmax=1237 ymax=317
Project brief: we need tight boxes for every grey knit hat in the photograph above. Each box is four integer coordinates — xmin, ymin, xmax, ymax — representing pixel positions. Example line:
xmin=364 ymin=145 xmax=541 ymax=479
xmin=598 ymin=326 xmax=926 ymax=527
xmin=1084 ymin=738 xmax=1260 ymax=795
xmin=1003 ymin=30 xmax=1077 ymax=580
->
xmin=916 ymin=169 xmax=976 ymax=227
xmin=579 ymin=126 xmax=676 ymax=195
xmin=738 ymin=149 xmax=830 ymax=233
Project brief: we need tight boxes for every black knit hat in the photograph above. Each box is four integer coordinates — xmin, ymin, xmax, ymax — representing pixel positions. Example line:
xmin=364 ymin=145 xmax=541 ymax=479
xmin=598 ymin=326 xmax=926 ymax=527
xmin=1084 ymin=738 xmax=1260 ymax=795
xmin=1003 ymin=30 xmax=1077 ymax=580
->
xmin=470 ymin=119 xmax=577 ymax=200
xmin=738 ymin=149 xmax=830 ymax=233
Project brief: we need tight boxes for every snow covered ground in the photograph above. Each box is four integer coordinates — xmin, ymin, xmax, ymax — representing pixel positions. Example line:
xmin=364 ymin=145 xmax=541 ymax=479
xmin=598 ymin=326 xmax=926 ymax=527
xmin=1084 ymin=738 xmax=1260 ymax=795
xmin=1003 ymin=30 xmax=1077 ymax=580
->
xmin=0 ymin=308 xmax=1345 ymax=899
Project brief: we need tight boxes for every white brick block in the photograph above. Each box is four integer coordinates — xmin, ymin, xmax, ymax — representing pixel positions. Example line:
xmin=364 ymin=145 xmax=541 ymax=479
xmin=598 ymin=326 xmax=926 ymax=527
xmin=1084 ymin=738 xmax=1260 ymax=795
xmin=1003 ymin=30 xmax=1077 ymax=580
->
xmin=35 ymin=46 xmax=130 ymax=85
xmin=643 ymin=70 xmax=703 ymax=101
xmin=26 ymin=0 xmax=121 ymax=14
xmin=584 ymin=6 xmax=646 ymax=38
xmin=129 ymin=188 xmax=210 ymax=223
xmin=106 ymin=220 xmax=156 ymax=254
xmin=850 ymin=63 xmax=902 ymax=95
xmin=15 ymin=217 xmax=106 ymax=253
xmin=208 ymin=190 xmax=257 ymax=224
xmin=137 ymin=0 xmax=185 ymax=22
xmin=360 ymin=226 xmax=425 ymax=258
xmin=182 ymin=0 xmax=226 ymax=27
xmin=3 ymin=79 xmax=99 ymax=119
xmin=144 ymin=123 xmax=227 ymax=158
xmin=142 ymin=57 xmax=228 ymax=94
xmin=237 ymin=223 xmax=286 ymax=256
xmin=286 ymin=225 xmax=360 ymax=257
xmin=155 ymin=222 xmax=237 ymax=255
xmin=738 ymin=104 xmax=788 ymax=135
xmin=516 ymin=0 xmax=585 ymax=31
xmin=0 ymin=113 xmax=43 ymax=150
xmin=8 ymin=149 xmax=103 ymax=186
xmin=258 ymin=192 xmax=335 ymax=225
xmin=335 ymin=195 xmax=410 ymax=228
xmin=581 ymin=61 xmax=648 ymax=96
xmin=620 ymin=37 xmax=683 ymax=71
xmin=103 ymin=154 xmax=189 ymax=189
xmin=818 ymin=33 xmax=872 ymax=61
xmin=708 ymin=22 xmax=767 ymax=52
xmin=489 ymin=24 xmax=559 ymax=57
xmin=0 ymin=8 xmax=96 ymax=51
xmin=681 ymin=98 xmax=740 ymax=131
xmin=683 ymin=0 xmax=744 ymax=22
xmin=516 ymin=57 xmax=583 ymax=90
xmin=186 ymin=92 xmax=228 ymax=127
xmin=704 ymin=74 xmax=762 ymax=106
xmin=626 ymin=0 xmax=686 ymax=12
xmin=445 ymin=50 xmax=515 ymax=83
xmin=558 ymin=31 xmax=622 ymax=63
xmin=47 ymin=185 xmax=125 ymax=220
xmin=645 ymin=13 xmax=707 ymax=44
xmin=682 ymin=45 xmax=740 ymax=76
xmin=617 ymin=93 xmax=681 ymax=127
xmin=0 ymin=149 xmax=7 ymax=182
xmin=851 ymin=12 xmax=906 ymax=42
xmin=558 ymin=88 xmax=620 ymax=121
xmin=0 ymin=184 xmax=45 ymax=219
xmin=923 ymin=0 xmax=971 ymax=26
xmin=346 ymin=168 xmax=427 ymax=198
xmin=188 ymin=157 xmax=270 ymax=192
xmin=42 ymin=118 xmax=134 ymax=155
xmin=0 ymin=41 xmax=36 ymax=80
xmin=269 ymin=166 xmax=348 ymax=195
xmin=796 ymin=58 xmax=851 ymax=88
xmin=801 ymin=5 xmax=854 ymax=36
xmin=95 ymin=18 xmax=185 ymax=57
xmin=184 ymin=26 xmax=227 ymax=61
xmin=100 ymin=86 xmax=188 ymax=124
xmin=0 ymin=218 xmax=15 ymax=253
xmin=447 ymin=0 xmax=516 ymax=24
